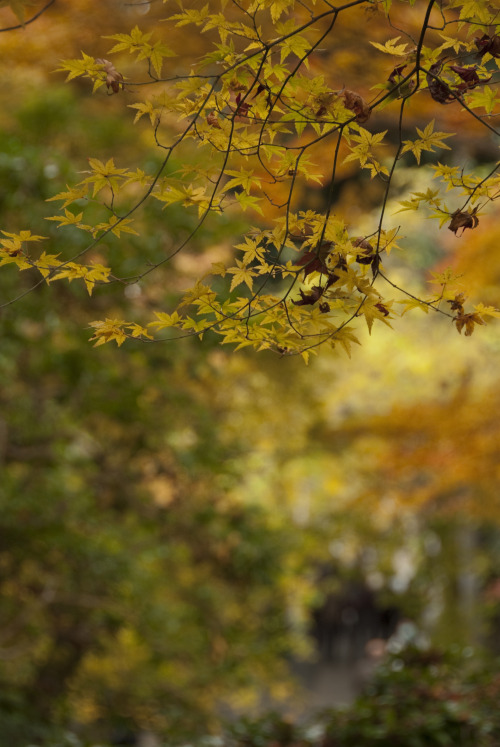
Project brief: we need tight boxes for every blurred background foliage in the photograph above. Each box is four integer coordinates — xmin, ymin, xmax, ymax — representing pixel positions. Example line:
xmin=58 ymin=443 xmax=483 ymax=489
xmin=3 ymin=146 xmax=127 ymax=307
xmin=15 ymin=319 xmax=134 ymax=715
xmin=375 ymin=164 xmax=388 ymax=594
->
xmin=1 ymin=1 xmax=500 ymax=745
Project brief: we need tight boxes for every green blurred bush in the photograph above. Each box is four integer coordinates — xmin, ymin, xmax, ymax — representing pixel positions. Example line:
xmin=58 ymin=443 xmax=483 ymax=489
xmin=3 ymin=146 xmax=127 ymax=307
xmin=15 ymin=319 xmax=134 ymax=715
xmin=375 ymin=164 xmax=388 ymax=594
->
xmin=223 ymin=646 xmax=500 ymax=747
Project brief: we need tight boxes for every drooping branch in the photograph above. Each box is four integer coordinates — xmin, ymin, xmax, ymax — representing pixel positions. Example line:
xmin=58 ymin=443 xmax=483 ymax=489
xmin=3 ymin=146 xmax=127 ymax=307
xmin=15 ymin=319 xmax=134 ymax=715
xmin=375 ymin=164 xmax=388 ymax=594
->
xmin=0 ymin=0 xmax=56 ymax=32
xmin=2 ymin=0 xmax=500 ymax=356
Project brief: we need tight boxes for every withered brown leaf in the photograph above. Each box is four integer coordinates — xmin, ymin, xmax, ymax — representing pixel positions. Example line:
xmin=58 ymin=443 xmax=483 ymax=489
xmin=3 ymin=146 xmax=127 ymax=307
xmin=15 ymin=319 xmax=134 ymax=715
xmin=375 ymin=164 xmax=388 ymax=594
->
xmin=96 ymin=58 xmax=124 ymax=93
xmin=296 ymin=241 xmax=334 ymax=277
xmin=426 ymin=62 xmax=455 ymax=104
xmin=450 ymin=65 xmax=490 ymax=93
xmin=475 ymin=33 xmax=500 ymax=59
xmin=207 ymin=111 xmax=222 ymax=129
xmin=353 ymin=237 xmax=374 ymax=265
xmin=293 ymin=285 xmax=325 ymax=306
xmin=296 ymin=251 xmax=327 ymax=277
xmin=342 ymin=89 xmax=371 ymax=123
xmin=375 ymin=302 xmax=389 ymax=317
xmin=447 ymin=292 xmax=467 ymax=313
xmin=234 ymin=92 xmax=251 ymax=117
xmin=454 ymin=312 xmax=485 ymax=336
xmin=388 ymin=65 xmax=407 ymax=86
xmin=448 ymin=208 xmax=479 ymax=236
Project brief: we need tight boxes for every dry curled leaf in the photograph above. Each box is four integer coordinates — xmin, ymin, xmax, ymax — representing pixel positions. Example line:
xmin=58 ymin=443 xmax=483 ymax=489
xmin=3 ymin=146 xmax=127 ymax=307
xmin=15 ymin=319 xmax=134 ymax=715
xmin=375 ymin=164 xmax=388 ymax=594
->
xmin=293 ymin=285 xmax=325 ymax=306
xmin=207 ymin=111 xmax=221 ymax=129
xmin=447 ymin=292 xmax=467 ymax=313
xmin=475 ymin=33 xmax=500 ymax=59
xmin=228 ymin=78 xmax=247 ymax=92
xmin=292 ymin=270 xmax=338 ymax=306
xmin=314 ymin=91 xmax=335 ymax=118
xmin=95 ymin=58 xmax=124 ymax=93
xmin=296 ymin=250 xmax=327 ymax=277
xmin=454 ymin=312 xmax=485 ymax=336
xmin=231 ymin=92 xmax=251 ymax=119
xmin=448 ymin=208 xmax=479 ymax=236
xmin=450 ymin=65 xmax=490 ymax=93
xmin=427 ymin=62 xmax=456 ymax=104
xmin=388 ymin=64 xmax=407 ymax=86
xmin=353 ymin=237 xmax=374 ymax=265
xmin=253 ymin=81 xmax=272 ymax=109
xmin=287 ymin=225 xmax=313 ymax=241
xmin=352 ymin=238 xmax=379 ymax=276
xmin=296 ymin=241 xmax=334 ymax=277
xmin=450 ymin=65 xmax=479 ymax=89
xmin=375 ymin=302 xmax=390 ymax=317
xmin=342 ymin=89 xmax=371 ymax=123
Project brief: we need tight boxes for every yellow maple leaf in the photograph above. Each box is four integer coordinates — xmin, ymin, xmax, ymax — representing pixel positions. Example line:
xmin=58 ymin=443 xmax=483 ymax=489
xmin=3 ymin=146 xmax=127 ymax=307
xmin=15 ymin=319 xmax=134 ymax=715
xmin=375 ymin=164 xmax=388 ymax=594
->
xmin=370 ymin=37 xmax=409 ymax=56
xmin=227 ymin=260 xmax=255 ymax=291
xmin=401 ymin=120 xmax=454 ymax=165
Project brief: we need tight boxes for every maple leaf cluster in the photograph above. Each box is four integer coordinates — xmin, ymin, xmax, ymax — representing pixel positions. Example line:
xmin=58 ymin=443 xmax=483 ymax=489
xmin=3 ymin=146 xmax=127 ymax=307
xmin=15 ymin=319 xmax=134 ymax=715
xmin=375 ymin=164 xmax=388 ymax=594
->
xmin=4 ymin=0 xmax=500 ymax=359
